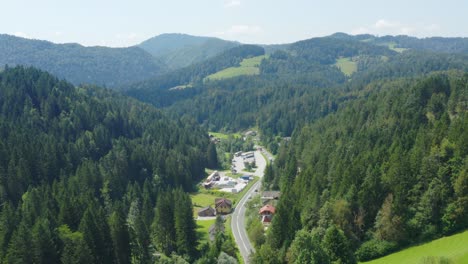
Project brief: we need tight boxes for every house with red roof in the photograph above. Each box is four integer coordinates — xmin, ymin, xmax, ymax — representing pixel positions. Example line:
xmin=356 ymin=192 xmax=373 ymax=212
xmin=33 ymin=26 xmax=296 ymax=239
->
xmin=259 ymin=204 xmax=276 ymax=225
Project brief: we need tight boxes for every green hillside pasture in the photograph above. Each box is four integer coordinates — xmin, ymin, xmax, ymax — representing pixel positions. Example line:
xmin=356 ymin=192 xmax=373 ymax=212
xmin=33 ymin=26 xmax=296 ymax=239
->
xmin=204 ymin=55 xmax=266 ymax=81
xmin=335 ymin=57 xmax=357 ymax=76
xmin=209 ymin=131 xmax=242 ymax=139
xmin=387 ymin=42 xmax=408 ymax=53
xmin=362 ymin=230 xmax=468 ymax=264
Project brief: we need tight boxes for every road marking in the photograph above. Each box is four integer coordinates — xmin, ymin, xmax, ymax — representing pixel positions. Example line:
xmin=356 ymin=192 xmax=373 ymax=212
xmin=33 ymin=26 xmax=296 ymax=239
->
xmin=231 ymin=149 xmax=272 ymax=263
xmin=234 ymin=180 xmax=260 ymax=262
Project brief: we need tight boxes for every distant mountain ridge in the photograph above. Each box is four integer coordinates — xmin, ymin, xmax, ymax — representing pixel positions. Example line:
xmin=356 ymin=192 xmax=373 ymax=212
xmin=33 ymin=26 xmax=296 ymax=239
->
xmin=2 ymin=32 xmax=468 ymax=90
xmin=138 ymin=33 xmax=239 ymax=69
xmin=0 ymin=34 xmax=165 ymax=87
xmin=329 ymin=32 xmax=468 ymax=54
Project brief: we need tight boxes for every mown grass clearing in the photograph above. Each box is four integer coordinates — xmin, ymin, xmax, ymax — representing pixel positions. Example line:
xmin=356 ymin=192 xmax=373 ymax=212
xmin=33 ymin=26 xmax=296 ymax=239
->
xmin=209 ymin=131 xmax=242 ymax=139
xmin=335 ymin=57 xmax=357 ymax=76
xmin=196 ymin=219 xmax=216 ymax=245
xmin=204 ymin=55 xmax=266 ymax=81
xmin=362 ymin=230 xmax=468 ymax=264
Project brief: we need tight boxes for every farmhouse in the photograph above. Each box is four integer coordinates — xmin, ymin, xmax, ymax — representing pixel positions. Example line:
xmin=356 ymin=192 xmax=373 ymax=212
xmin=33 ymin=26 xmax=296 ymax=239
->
xmin=215 ymin=198 xmax=232 ymax=214
xmin=259 ymin=204 xmax=276 ymax=225
xmin=197 ymin=206 xmax=216 ymax=217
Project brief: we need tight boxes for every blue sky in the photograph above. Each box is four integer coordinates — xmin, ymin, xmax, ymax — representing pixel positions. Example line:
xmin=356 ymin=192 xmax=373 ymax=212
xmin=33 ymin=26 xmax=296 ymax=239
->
xmin=2 ymin=0 xmax=467 ymax=47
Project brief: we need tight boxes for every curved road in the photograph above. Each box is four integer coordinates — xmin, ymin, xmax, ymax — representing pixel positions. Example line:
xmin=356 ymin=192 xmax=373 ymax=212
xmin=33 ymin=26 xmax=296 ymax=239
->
xmin=231 ymin=150 xmax=271 ymax=263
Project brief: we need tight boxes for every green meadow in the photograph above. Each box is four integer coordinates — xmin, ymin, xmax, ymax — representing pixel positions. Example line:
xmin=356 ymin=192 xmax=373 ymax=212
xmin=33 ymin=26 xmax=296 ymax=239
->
xmin=205 ymin=55 xmax=266 ymax=81
xmin=335 ymin=57 xmax=357 ymax=76
xmin=362 ymin=230 xmax=468 ymax=264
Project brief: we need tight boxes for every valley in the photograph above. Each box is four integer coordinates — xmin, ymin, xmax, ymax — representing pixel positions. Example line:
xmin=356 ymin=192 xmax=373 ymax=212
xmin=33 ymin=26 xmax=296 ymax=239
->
xmin=0 ymin=29 xmax=467 ymax=264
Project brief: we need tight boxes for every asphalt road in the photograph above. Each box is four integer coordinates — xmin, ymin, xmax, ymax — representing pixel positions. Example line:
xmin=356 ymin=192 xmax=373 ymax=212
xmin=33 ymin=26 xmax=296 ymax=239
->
xmin=231 ymin=149 xmax=272 ymax=263
xmin=231 ymin=180 xmax=261 ymax=263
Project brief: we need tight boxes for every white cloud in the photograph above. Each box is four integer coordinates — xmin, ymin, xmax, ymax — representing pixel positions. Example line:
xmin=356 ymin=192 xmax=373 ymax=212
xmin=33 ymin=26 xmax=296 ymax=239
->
xmin=115 ymin=33 xmax=139 ymax=40
xmin=13 ymin=32 xmax=30 ymax=38
xmin=424 ymin=24 xmax=441 ymax=32
xmin=374 ymin=19 xmax=397 ymax=29
xmin=213 ymin=24 xmax=263 ymax=42
xmin=224 ymin=0 xmax=241 ymax=8
xmin=216 ymin=25 xmax=262 ymax=36
xmin=351 ymin=19 xmax=441 ymax=37
xmin=351 ymin=27 xmax=370 ymax=35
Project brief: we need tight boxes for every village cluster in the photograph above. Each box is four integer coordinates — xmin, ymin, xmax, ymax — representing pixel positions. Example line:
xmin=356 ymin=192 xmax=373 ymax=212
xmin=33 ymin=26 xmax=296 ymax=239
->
xmin=202 ymin=170 xmax=253 ymax=193
xmin=197 ymin=191 xmax=281 ymax=226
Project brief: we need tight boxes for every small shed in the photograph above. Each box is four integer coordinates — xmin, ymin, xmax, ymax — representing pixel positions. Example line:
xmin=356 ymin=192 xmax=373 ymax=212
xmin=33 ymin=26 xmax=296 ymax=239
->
xmin=198 ymin=206 xmax=216 ymax=217
xmin=240 ymin=175 xmax=251 ymax=181
xmin=261 ymin=191 xmax=281 ymax=200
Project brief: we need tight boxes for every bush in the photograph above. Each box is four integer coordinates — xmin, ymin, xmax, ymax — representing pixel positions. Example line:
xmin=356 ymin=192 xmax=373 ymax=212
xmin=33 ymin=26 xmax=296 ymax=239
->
xmin=355 ymin=239 xmax=398 ymax=261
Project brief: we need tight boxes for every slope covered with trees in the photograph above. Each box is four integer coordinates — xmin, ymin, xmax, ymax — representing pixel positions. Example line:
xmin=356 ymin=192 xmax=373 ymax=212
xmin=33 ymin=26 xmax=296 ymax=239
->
xmin=125 ymin=36 xmax=468 ymax=148
xmin=0 ymin=66 xmax=212 ymax=263
xmin=126 ymin=44 xmax=265 ymax=94
xmin=254 ymin=72 xmax=468 ymax=263
xmin=0 ymin=34 xmax=166 ymax=87
xmin=138 ymin=33 xmax=239 ymax=69
xmin=329 ymin=33 xmax=468 ymax=54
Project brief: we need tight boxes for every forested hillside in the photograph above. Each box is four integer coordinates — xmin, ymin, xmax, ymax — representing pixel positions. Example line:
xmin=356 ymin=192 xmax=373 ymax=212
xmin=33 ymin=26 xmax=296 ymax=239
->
xmin=0 ymin=66 xmax=210 ymax=263
xmin=253 ymin=73 xmax=468 ymax=263
xmin=329 ymin=33 xmax=468 ymax=54
xmin=0 ymin=34 xmax=165 ymax=87
xmin=138 ymin=33 xmax=239 ymax=69
xmin=126 ymin=44 xmax=265 ymax=93
xmin=125 ymin=36 xmax=468 ymax=147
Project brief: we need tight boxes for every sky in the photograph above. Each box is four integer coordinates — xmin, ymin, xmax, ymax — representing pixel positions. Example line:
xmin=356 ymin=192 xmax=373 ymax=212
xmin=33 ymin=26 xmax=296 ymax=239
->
xmin=1 ymin=0 xmax=467 ymax=47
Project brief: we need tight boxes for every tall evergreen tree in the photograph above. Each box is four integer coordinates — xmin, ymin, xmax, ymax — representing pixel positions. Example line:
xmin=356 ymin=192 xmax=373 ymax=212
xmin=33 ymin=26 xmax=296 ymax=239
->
xmin=153 ymin=192 xmax=176 ymax=256
xmin=173 ymin=188 xmax=198 ymax=260
xmin=109 ymin=206 xmax=131 ymax=264
xmin=206 ymin=142 xmax=219 ymax=169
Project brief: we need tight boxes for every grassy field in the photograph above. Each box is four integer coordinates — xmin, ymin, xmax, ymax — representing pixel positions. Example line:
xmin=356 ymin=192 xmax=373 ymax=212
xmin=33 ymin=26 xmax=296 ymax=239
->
xmin=362 ymin=230 xmax=468 ymax=264
xmin=204 ymin=55 xmax=266 ymax=81
xmin=335 ymin=57 xmax=357 ymax=76
xmin=209 ymin=131 xmax=242 ymax=139
xmin=196 ymin=219 xmax=216 ymax=245
xmin=387 ymin=42 xmax=408 ymax=53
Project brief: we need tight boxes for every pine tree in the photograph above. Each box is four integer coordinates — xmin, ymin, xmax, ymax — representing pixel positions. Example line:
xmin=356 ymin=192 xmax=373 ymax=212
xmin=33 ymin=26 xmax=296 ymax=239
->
xmin=79 ymin=205 xmax=113 ymax=264
xmin=4 ymin=221 xmax=33 ymax=264
xmin=31 ymin=218 xmax=60 ymax=264
xmin=173 ymin=189 xmax=198 ymax=260
xmin=153 ymin=192 xmax=176 ymax=256
xmin=58 ymin=225 xmax=93 ymax=264
xmin=109 ymin=206 xmax=131 ymax=264
xmin=206 ymin=142 xmax=219 ymax=169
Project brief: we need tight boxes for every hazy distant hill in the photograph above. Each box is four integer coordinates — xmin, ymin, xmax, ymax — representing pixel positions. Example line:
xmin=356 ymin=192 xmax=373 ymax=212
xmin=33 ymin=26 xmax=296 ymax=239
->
xmin=0 ymin=34 xmax=165 ymax=87
xmin=138 ymin=33 xmax=239 ymax=69
xmin=329 ymin=32 xmax=468 ymax=54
